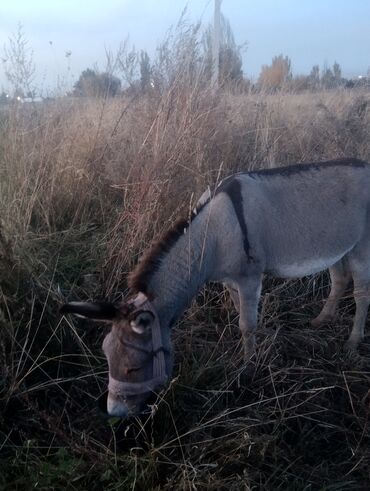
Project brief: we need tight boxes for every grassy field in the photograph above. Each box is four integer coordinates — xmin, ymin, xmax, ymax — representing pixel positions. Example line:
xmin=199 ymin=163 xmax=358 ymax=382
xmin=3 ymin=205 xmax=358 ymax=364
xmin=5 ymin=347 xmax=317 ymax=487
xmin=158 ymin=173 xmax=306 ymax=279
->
xmin=0 ymin=86 xmax=370 ymax=490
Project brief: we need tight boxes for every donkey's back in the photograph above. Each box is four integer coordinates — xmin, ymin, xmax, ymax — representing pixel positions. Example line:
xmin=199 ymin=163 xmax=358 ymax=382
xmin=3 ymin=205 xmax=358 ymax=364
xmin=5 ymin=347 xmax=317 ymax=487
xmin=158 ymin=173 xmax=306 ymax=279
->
xmin=235 ymin=158 xmax=370 ymax=277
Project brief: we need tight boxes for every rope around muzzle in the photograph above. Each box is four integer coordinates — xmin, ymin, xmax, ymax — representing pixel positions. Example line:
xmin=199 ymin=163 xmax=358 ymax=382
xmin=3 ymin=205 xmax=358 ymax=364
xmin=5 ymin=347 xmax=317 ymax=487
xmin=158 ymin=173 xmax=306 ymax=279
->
xmin=108 ymin=292 xmax=168 ymax=398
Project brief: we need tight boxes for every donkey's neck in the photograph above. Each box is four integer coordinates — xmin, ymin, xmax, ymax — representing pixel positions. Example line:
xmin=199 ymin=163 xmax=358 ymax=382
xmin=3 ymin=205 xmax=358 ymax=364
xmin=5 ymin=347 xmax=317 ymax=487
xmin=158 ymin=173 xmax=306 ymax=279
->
xmin=147 ymin=210 xmax=216 ymax=327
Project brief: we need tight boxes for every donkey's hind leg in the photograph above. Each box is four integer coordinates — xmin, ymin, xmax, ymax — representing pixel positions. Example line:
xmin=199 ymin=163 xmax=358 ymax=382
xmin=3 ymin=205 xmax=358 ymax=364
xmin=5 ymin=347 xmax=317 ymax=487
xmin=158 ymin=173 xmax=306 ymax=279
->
xmin=311 ymin=259 xmax=351 ymax=327
xmin=345 ymin=269 xmax=370 ymax=350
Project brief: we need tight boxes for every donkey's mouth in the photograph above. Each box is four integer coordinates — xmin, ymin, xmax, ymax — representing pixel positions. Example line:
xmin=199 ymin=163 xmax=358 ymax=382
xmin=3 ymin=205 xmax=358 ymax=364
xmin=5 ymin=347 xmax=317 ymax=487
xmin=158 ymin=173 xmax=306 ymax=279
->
xmin=97 ymin=391 xmax=157 ymax=419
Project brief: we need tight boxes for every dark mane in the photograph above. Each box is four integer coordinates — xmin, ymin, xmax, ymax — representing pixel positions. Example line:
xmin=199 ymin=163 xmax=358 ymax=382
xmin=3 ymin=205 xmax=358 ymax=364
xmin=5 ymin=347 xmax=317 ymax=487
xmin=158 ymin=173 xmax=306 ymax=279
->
xmin=128 ymin=199 xmax=210 ymax=294
xmin=217 ymin=158 xmax=368 ymax=183
xmin=249 ymin=157 xmax=368 ymax=178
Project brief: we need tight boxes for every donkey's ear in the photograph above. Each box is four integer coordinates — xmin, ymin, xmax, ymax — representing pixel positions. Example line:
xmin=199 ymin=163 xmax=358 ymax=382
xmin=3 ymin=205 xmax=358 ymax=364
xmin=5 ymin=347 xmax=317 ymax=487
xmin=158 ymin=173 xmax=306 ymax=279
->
xmin=60 ymin=302 xmax=118 ymax=320
xmin=130 ymin=310 xmax=154 ymax=334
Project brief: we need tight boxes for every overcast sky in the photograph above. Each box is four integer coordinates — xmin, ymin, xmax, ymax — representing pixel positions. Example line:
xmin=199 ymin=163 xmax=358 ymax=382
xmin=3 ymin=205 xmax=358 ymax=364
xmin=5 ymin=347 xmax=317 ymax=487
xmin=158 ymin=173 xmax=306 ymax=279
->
xmin=1 ymin=0 xmax=369 ymax=94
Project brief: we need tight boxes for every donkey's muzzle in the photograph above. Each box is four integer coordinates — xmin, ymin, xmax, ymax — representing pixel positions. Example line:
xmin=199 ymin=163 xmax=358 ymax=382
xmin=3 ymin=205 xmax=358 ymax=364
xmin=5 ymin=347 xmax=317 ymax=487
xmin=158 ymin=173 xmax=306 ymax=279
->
xmin=97 ymin=390 xmax=158 ymax=420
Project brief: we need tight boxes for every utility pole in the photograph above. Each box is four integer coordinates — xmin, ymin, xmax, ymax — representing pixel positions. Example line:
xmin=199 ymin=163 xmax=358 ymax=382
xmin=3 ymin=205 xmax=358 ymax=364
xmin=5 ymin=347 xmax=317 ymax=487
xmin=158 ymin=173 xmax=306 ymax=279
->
xmin=212 ymin=0 xmax=221 ymax=89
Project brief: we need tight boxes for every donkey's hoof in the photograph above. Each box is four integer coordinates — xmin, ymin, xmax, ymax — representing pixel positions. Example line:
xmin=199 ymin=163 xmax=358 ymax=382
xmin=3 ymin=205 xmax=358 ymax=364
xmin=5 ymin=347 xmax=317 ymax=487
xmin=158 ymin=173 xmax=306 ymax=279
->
xmin=310 ymin=315 xmax=333 ymax=327
xmin=343 ymin=341 xmax=363 ymax=365
xmin=344 ymin=339 xmax=358 ymax=353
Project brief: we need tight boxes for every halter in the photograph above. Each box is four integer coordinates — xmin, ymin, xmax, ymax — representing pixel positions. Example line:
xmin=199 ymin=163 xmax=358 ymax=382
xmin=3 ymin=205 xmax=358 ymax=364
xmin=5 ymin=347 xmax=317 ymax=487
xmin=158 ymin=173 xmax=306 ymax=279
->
xmin=108 ymin=292 xmax=169 ymax=398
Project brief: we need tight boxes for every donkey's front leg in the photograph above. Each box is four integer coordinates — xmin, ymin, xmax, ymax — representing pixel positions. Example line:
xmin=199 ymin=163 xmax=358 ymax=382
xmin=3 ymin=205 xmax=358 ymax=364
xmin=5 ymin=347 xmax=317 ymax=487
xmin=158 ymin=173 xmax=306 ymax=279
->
xmin=237 ymin=274 xmax=263 ymax=360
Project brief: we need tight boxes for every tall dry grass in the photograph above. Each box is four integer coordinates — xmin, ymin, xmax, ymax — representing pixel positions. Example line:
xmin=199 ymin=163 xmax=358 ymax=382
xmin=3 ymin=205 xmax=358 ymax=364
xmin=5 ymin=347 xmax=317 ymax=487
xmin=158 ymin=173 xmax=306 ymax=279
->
xmin=1 ymin=84 xmax=370 ymax=490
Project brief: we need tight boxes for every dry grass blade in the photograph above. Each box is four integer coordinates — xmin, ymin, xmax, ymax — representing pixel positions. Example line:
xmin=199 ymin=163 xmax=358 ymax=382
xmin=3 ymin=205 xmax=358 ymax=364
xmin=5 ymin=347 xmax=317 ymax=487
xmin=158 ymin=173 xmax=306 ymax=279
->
xmin=1 ymin=63 xmax=370 ymax=489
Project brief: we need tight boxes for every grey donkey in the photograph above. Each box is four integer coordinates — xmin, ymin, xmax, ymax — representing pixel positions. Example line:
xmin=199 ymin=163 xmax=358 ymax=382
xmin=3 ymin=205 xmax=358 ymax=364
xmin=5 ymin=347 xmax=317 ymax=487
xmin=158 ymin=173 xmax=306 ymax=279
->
xmin=61 ymin=158 xmax=370 ymax=418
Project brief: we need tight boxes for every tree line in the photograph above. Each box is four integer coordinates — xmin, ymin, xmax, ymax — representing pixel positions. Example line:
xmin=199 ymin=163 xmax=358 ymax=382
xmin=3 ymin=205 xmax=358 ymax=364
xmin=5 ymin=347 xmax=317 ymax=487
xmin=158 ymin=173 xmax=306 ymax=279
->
xmin=1 ymin=22 xmax=369 ymax=101
xmin=71 ymin=56 xmax=367 ymax=98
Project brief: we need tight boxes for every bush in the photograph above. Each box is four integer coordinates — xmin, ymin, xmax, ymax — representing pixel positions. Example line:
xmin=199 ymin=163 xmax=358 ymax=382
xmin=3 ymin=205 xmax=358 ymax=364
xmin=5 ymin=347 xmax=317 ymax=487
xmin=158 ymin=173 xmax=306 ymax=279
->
xmin=73 ymin=69 xmax=121 ymax=97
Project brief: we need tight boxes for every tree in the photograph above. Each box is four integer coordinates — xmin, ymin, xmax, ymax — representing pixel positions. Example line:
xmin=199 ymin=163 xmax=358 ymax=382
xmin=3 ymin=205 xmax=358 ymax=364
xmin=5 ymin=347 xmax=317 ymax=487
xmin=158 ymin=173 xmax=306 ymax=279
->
xmin=333 ymin=61 xmax=342 ymax=84
xmin=116 ymin=39 xmax=139 ymax=89
xmin=98 ymin=72 xmax=121 ymax=97
xmin=139 ymin=50 xmax=152 ymax=92
xmin=321 ymin=62 xmax=343 ymax=89
xmin=290 ymin=74 xmax=310 ymax=92
xmin=202 ymin=14 xmax=244 ymax=86
xmin=309 ymin=65 xmax=320 ymax=90
xmin=2 ymin=24 xmax=36 ymax=97
xmin=258 ymin=55 xmax=292 ymax=92
xmin=0 ymin=91 xmax=9 ymax=104
xmin=73 ymin=69 xmax=121 ymax=97
xmin=321 ymin=65 xmax=335 ymax=89
xmin=117 ymin=11 xmax=245 ymax=93
xmin=219 ymin=46 xmax=243 ymax=84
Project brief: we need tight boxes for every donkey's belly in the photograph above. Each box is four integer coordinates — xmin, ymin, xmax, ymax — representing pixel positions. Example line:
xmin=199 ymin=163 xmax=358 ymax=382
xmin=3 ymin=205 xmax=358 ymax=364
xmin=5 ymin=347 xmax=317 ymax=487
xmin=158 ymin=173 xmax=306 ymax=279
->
xmin=269 ymin=253 xmax=345 ymax=279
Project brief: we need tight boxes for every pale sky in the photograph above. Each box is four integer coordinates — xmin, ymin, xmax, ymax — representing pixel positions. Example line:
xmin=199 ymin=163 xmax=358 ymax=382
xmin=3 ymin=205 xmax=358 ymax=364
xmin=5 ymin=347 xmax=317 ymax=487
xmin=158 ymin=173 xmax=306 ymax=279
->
xmin=1 ymin=0 xmax=369 ymax=94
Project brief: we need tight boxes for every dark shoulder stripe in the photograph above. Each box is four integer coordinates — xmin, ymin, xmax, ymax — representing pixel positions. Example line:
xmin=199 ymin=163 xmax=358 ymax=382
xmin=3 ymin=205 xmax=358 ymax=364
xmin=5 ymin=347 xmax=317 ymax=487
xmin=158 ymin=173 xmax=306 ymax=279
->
xmin=216 ymin=177 xmax=253 ymax=261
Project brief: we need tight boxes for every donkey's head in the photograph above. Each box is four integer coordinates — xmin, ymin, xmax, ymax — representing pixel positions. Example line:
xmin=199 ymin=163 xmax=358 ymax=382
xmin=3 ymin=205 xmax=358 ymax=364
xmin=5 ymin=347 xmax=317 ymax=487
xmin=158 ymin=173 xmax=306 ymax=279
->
xmin=61 ymin=293 xmax=172 ymax=419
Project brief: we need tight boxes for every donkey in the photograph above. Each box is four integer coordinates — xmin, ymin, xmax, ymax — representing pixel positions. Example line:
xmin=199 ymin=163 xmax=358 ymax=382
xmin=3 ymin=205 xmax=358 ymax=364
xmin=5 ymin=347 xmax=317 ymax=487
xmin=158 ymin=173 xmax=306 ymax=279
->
xmin=61 ymin=158 xmax=370 ymax=418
